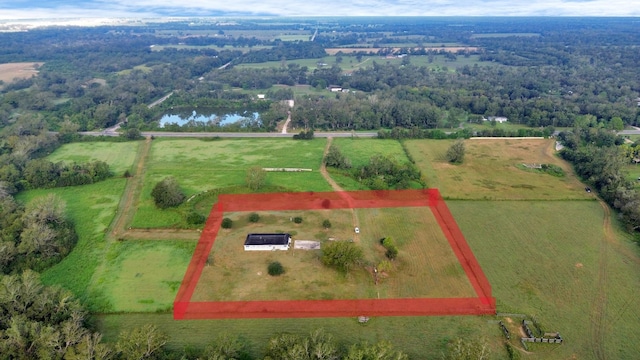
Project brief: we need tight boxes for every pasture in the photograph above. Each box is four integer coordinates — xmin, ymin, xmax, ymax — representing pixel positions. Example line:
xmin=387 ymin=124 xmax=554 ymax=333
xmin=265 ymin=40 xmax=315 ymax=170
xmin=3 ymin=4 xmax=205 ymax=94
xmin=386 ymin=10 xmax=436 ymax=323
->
xmin=46 ymin=141 xmax=141 ymax=174
xmin=131 ymin=138 xmax=331 ymax=228
xmin=0 ymin=62 xmax=43 ymax=84
xmin=94 ymin=240 xmax=196 ymax=312
xmin=192 ymin=207 xmax=473 ymax=302
xmin=450 ymin=200 xmax=640 ymax=359
xmin=405 ymin=138 xmax=592 ymax=200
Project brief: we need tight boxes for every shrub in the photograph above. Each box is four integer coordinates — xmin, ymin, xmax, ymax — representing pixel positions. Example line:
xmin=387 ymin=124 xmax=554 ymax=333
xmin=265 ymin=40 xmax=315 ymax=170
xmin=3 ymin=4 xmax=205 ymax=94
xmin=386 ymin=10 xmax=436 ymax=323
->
xmin=221 ymin=218 xmax=233 ymax=229
xmin=123 ymin=169 xmax=132 ymax=178
xmin=381 ymin=237 xmax=399 ymax=260
xmin=293 ymin=216 xmax=303 ymax=224
xmin=322 ymin=219 xmax=332 ymax=228
xmin=248 ymin=212 xmax=260 ymax=222
xmin=186 ymin=211 xmax=205 ymax=225
xmin=268 ymin=261 xmax=285 ymax=276
xmin=446 ymin=139 xmax=465 ymax=164
xmin=151 ymin=176 xmax=185 ymax=209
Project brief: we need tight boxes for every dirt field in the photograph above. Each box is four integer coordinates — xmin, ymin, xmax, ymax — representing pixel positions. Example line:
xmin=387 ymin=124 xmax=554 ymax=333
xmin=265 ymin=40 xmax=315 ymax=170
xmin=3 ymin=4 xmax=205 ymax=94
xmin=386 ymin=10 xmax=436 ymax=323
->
xmin=325 ymin=47 xmax=479 ymax=55
xmin=0 ymin=62 xmax=43 ymax=83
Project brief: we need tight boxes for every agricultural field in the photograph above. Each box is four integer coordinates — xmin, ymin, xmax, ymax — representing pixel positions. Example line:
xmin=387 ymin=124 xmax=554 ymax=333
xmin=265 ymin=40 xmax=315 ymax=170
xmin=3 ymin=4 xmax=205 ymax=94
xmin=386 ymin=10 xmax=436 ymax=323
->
xmin=192 ymin=207 xmax=473 ymax=302
xmin=0 ymin=62 xmax=43 ymax=84
xmin=132 ymin=138 xmax=331 ymax=228
xmin=405 ymin=138 xmax=592 ymax=200
xmin=46 ymin=141 xmax=141 ymax=174
xmin=450 ymin=200 xmax=640 ymax=359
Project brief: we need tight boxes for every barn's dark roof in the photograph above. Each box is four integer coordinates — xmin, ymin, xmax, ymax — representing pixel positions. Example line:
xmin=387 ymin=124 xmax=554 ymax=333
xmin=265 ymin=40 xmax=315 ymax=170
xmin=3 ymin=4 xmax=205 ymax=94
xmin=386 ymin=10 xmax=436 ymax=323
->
xmin=244 ymin=233 xmax=290 ymax=246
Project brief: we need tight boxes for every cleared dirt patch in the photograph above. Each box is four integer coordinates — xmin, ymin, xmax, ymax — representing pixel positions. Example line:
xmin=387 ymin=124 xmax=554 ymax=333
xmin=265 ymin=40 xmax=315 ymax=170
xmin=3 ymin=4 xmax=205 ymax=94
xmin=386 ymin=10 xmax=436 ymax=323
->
xmin=0 ymin=62 xmax=43 ymax=83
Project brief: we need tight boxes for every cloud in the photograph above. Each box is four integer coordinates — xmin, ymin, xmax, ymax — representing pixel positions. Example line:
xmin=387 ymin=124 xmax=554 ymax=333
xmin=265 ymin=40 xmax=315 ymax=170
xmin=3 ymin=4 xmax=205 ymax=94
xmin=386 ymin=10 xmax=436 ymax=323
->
xmin=0 ymin=0 xmax=638 ymax=19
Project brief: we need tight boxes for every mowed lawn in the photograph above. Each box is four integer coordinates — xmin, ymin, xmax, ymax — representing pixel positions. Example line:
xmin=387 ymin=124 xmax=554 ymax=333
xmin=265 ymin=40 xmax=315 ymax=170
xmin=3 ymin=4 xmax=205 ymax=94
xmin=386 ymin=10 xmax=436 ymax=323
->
xmin=94 ymin=240 xmax=196 ymax=312
xmin=132 ymin=138 xmax=331 ymax=228
xmin=405 ymin=138 xmax=592 ymax=200
xmin=46 ymin=141 xmax=141 ymax=174
xmin=192 ymin=207 xmax=474 ymax=302
xmin=450 ymin=200 xmax=640 ymax=359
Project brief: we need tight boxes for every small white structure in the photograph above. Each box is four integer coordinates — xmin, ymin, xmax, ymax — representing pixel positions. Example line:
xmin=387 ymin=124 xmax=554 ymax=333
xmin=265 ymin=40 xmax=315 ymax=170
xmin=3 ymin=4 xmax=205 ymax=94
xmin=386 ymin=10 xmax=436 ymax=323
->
xmin=257 ymin=94 xmax=266 ymax=99
xmin=484 ymin=116 xmax=508 ymax=123
xmin=244 ymin=233 xmax=291 ymax=251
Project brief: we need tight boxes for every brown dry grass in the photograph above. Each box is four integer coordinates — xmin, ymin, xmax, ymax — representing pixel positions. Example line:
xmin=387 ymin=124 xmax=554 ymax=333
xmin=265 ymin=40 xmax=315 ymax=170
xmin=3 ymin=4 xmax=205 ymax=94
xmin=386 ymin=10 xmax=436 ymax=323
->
xmin=0 ymin=62 xmax=43 ymax=83
xmin=191 ymin=207 xmax=474 ymax=302
xmin=405 ymin=138 xmax=592 ymax=200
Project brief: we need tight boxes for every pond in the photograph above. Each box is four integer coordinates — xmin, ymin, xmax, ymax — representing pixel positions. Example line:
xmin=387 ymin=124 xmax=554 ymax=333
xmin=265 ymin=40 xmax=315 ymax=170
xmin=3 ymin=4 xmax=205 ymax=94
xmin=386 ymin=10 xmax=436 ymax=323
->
xmin=158 ymin=109 xmax=261 ymax=128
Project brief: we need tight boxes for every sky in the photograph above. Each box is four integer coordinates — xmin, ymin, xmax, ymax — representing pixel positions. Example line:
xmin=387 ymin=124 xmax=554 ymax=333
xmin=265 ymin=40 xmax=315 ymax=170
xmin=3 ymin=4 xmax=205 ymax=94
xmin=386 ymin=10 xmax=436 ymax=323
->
xmin=0 ymin=0 xmax=639 ymax=19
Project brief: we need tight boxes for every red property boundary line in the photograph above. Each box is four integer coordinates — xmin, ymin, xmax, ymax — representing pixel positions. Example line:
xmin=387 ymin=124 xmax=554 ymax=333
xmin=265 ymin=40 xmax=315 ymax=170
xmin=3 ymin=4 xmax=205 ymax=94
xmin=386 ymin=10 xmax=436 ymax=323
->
xmin=174 ymin=189 xmax=495 ymax=319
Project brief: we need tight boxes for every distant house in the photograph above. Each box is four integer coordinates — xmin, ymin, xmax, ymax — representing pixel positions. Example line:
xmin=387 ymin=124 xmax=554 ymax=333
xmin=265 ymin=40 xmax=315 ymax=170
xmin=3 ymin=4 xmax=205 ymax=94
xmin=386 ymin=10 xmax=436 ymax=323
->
xmin=328 ymin=86 xmax=342 ymax=92
xmin=257 ymin=94 xmax=266 ymax=99
xmin=244 ymin=233 xmax=291 ymax=251
xmin=485 ymin=116 xmax=508 ymax=123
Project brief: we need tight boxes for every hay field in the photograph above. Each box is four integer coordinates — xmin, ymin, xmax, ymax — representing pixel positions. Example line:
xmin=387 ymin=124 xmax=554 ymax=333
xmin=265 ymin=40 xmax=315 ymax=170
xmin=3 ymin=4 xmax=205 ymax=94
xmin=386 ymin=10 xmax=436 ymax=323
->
xmin=405 ymin=138 xmax=592 ymax=200
xmin=46 ymin=141 xmax=141 ymax=174
xmin=0 ymin=62 xmax=43 ymax=83
xmin=192 ymin=207 xmax=474 ymax=302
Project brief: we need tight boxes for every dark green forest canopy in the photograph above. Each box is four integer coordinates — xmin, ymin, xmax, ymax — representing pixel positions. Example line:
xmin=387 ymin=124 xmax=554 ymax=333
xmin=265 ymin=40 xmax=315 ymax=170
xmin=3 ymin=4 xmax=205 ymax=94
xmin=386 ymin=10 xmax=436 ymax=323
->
xmin=0 ymin=17 xmax=638 ymax=133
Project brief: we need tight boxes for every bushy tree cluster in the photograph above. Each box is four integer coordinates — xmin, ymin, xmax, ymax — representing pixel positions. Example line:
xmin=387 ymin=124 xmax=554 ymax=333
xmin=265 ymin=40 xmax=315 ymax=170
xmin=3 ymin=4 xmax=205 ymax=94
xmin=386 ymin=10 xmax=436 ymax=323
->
xmin=446 ymin=140 xmax=465 ymax=164
xmin=151 ymin=176 xmax=185 ymax=209
xmin=322 ymin=241 xmax=363 ymax=273
xmin=355 ymin=155 xmax=422 ymax=190
xmin=324 ymin=145 xmax=352 ymax=169
xmin=381 ymin=237 xmax=399 ymax=260
xmin=22 ymin=159 xmax=111 ymax=189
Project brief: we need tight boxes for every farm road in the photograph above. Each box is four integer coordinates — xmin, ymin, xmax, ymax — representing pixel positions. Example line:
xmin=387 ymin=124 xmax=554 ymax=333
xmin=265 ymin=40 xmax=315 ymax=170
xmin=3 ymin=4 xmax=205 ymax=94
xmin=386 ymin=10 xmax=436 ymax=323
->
xmin=107 ymin=136 xmax=199 ymax=241
xmin=320 ymin=138 xmax=361 ymax=242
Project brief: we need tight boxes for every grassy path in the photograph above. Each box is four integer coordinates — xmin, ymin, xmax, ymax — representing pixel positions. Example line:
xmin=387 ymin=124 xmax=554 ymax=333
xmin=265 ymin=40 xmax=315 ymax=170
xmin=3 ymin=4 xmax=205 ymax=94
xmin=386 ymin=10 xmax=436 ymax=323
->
xmin=320 ymin=137 xmax=360 ymax=241
xmin=591 ymin=199 xmax=611 ymax=360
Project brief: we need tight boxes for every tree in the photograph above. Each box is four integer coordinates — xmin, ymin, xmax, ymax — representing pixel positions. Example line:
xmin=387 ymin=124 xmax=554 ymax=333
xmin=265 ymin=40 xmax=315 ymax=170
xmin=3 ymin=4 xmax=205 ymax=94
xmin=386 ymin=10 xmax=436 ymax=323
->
xmin=268 ymin=261 xmax=285 ymax=276
xmin=202 ymin=334 xmax=247 ymax=360
xmin=324 ymin=145 xmax=352 ymax=169
xmin=322 ymin=241 xmax=363 ymax=273
xmin=264 ymin=329 xmax=338 ymax=360
xmin=121 ymin=127 xmax=142 ymax=140
xmin=151 ymin=177 xmax=185 ymax=209
xmin=221 ymin=218 xmax=233 ymax=229
xmin=246 ymin=166 xmax=266 ymax=191
xmin=248 ymin=213 xmax=260 ymax=223
xmin=322 ymin=219 xmax=332 ymax=229
xmin=445 ymin=337 xmax=490 ymax=360
xmin=446 ymin=139 xmax=466 ymax=164
xmin=116 ymin=324 xmax=167 ymax=360
xmin=345 ymin=340 xmax=408 ymax=360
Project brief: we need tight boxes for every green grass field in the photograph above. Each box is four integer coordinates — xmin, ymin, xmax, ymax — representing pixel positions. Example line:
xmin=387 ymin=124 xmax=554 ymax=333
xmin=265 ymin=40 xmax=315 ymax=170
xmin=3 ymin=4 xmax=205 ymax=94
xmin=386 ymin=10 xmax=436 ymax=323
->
xmin=405 ymin=138 xmax=592 ymax=200
xmin=15 ymin=179 xmax=125 ymax=306
xmin=332 ymin=138 xmax=408 ymax=168
xmin=450 ymin=200 xmax=640 ymax=359
xmin=46 ymin=141 xmax=141 ymax=174
xmin=132 ymin=138 xmax=331 ymax=228
xmin=94 ymin=240 xmax=196 ymax=312
xmin=193 ymin=207 xmax=473 ymax=302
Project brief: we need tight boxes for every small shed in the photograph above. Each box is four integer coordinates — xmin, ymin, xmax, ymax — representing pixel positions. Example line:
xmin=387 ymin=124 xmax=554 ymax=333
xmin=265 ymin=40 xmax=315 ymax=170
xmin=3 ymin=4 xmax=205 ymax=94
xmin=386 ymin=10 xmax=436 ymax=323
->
xmin=244 ymin=233 xmax=291 ymax=251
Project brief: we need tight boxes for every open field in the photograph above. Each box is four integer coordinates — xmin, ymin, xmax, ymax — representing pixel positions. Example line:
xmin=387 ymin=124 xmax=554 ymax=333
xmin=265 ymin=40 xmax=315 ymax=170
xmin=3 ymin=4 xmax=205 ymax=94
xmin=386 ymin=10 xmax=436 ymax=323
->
xmin=132 ymin=138 xmax=331 ymax=228
xmin=150 ymin=45 xmax=272 ymax=53
xmin=405 ymin=138 xmax=593 ymax=200
xmin=192 ymin=207 xmax=473 ymax=302
xmin=94 ymin=240 xmax=196 ymax=312
xmin=470 ymin=33 xmax=541 ymax=38
xmin=0 ymin=62 xmax=43 ymax=84
xmin=450 ymin=200 xmax=640 ymax=359
xmin=332 ymin=138 xmax=408 ymax=168
xmin=46 ymin=141 xmax=141 ymax=174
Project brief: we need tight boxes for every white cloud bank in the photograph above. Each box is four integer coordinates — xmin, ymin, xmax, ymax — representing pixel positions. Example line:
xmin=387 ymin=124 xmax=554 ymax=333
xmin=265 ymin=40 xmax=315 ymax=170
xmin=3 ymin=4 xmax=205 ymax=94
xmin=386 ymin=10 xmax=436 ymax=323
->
xmin=0 ymin=0 xmax=639 ymax=19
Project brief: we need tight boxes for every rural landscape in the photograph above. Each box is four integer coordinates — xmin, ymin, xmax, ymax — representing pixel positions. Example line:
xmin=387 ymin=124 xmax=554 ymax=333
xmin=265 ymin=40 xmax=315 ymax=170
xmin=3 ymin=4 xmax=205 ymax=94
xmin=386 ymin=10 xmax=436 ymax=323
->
xmin=1 ymin=16 xmax=640 ymax=360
